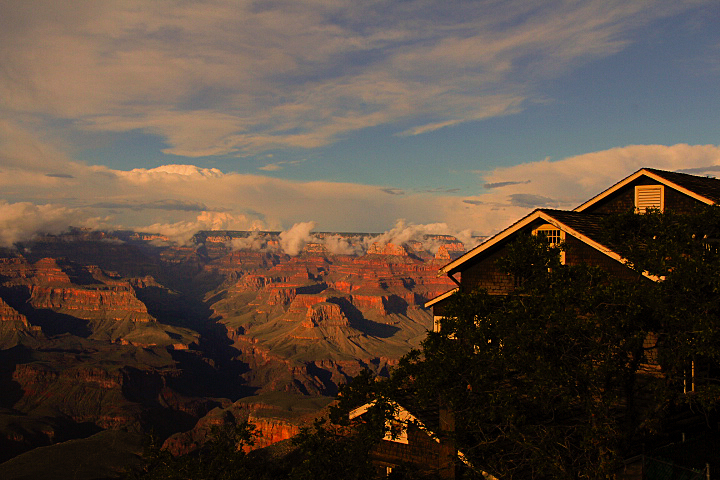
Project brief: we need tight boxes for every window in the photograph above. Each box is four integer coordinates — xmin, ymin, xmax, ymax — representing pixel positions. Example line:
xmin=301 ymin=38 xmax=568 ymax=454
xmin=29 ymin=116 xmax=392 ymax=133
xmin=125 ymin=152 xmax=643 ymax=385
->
xmin=533 ymin=224 xmax=565 ymax=264
xmin=533 ymin=224 xmax=564 ymax=245
xmin=635 ymin=185 xmax=664 ymax=213
xmin=384 ymin=419 xmax=408 ymax=444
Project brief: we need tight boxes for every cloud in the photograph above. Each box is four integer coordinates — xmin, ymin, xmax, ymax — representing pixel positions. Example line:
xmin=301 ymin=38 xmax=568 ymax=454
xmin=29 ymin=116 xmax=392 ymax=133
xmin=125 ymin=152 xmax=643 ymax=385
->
xmin=46 ymin=173 xmax=75 ymax=179
xmin=319 ymin=235 xmax=361 ymax=256
xmin=463 ymin=143 xmax=720 ymax=233
xmin=0 ymin=119 xmax=76 ymax=172
xmin=484 ymin=180 xmax=531 ymax=189
xmin=144 ymin=211 xmax=264 ymax=245
xmin=2 ymin=144 xmax=720 ymax=248
xmin=0 ymin=201 xmax=107 ymax=247
xmin=258 ymin=164 xmax=283 ymax=172
xmin=0 ymin=0 xmax=696 ymax=156
xmin=230 ymin=232 xmax=278 ymax=252
xmin=363 ymin=219 xmax=475 ymax=255
xmin=509 ymin=194 xmax=559 ymax=208
xmin=258 ymin=159 xmax=304 ymax=171
xmin=482 ymin=144 xmax=720 ymax=209
xmin=279 ymin=221 xmax=317 ymax=256
xmin=229 ymin=220 xmax=476 ymax=256
xmin=90 ymin=200 xmax=216 ymax=212
xmin=678 ymin=165 xmax=720 ymax=175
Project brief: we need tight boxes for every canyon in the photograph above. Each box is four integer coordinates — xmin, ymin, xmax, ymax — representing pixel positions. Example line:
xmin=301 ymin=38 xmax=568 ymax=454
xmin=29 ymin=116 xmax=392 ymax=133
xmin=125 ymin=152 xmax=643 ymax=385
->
xmin=0 ymin=228 xmax=466 ymax=475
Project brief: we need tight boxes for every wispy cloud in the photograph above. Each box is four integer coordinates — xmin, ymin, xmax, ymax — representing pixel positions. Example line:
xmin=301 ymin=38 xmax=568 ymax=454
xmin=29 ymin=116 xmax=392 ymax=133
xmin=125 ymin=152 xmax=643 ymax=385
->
xmin=484 ymin=180 xmax=531 ymax=189
xmin=509 ymin=194 xmax=559 ymax=208
xmin=45 ymin=173 xmax=74 ymax=179
xmin=258 ymin=159 xmax=304 ymax=171
xmin=0 ymin=0 xmax=695 ymax=157
xmin=90 ymin=199 xmax=218 ymax=212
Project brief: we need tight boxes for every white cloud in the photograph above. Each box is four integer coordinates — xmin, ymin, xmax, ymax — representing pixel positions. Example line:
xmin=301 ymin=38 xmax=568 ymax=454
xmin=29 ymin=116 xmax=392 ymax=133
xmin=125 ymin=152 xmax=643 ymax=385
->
xmin=1 ymin=144 xmax=719 ymax=248
xmin=258 ymin=164 xmax=282 ymax=172
xmin=363 ymin=220 xmax=473 ymax=254
xmin=230 ymin=232 xmax=277 ymax=252
xmin=144 ymin=211 xmax=264 ymax=245
xmin=453 ymin=143 xmax=720 ymax=236
xmin=0 ymin=201 xmax=108 ymax=247
xmin=0 ymin=0 xmax=697 ymax=156
xmin=481 ymin=144 xmax=720 ymax=208
xmin=279 ymin=222 xmax=317 ymax=256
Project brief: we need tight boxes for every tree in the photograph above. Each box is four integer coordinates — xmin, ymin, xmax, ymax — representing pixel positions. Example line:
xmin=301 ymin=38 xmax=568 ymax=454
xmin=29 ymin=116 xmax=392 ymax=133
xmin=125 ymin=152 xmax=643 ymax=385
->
xmin=343 ymin=207 xmax=720 ymax=479
xmin=130 ymin=422 xmax=284 ymax=480
xmin=131 ymin=208 xmax=720 ymax=479
xmin=603 ymin=206 xmax=720 ymax=411
xmin=394 ymin=235 xmax=653 ymax=479
xmin=130 ymin=373 xmax=384 ymax=480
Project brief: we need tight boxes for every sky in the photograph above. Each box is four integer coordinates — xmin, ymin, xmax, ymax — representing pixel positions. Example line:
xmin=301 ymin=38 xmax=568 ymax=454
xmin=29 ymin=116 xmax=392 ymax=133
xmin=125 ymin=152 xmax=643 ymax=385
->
xmin=1 ymin=0 xmax=720 ymax=248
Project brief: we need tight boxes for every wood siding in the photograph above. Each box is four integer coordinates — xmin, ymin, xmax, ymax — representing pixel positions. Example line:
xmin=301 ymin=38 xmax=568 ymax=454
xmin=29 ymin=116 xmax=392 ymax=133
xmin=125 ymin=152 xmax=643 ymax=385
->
xmin=582 ymin=178 xmax=705 ymax=214
xmin=456 ymin=233 xmax=641 ymax=295
xmin=369 ymin=424 xmax=455 ymax=478
xmin=460 ymin=248 xmax=515 ymax=295
xmin=564 ymin=236 xmax=640 ymax=281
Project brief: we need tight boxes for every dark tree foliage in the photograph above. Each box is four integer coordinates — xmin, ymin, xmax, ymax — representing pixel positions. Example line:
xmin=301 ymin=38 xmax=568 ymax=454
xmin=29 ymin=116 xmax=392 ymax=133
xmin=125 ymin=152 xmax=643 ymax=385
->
xmin=603 ymin=206 xmax=720 ymax=411
xmin=128 ymin=422 xmax=273 ymax=480
xmin=392 ymin=234 xmax=654 ymax=479
xmin=131 ymin=207 xmax=720 ymax=480
xmin=130 ymin=374 xmax=384 ymax=480
xmin=343 ymin=207 xmax=720 ymax=479
xmin=288 ymin=370 xmax=398 ymax=480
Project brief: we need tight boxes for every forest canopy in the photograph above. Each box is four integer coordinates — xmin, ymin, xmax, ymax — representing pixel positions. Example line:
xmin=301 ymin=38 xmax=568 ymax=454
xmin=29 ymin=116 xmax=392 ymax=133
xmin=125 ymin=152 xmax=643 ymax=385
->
xmin=336 ymin=207 xmax=720 ymax=479
xmin=132 ymin=207 xmax=720 ymax=480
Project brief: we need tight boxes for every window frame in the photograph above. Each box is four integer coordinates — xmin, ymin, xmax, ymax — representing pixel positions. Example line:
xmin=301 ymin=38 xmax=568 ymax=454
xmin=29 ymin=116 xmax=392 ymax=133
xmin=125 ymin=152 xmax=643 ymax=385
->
xmin=532 ymin=224 xmax=566 ymax=264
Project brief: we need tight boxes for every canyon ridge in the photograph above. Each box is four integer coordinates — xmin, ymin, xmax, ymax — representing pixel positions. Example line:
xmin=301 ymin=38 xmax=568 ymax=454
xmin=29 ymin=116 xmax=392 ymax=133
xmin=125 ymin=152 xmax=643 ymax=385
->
xmin=0 ymin=228 xmax=469 ymax=473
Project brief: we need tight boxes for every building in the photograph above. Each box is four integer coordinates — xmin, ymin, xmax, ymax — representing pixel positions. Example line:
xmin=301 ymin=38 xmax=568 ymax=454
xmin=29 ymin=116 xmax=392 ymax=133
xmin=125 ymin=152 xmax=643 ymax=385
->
xmin=427 ymin=168 xmax=720 ymax=325
xmin=349 ymin=399 xmax=461 ymax=479
xmin=363 ymin=168 xmax=720 ymax=478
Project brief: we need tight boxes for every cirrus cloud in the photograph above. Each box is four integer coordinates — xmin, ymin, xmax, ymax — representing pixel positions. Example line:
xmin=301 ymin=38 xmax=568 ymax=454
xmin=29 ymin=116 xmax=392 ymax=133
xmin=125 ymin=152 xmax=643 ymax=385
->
xmin=0 ymin=0 xmax=696 ymax=156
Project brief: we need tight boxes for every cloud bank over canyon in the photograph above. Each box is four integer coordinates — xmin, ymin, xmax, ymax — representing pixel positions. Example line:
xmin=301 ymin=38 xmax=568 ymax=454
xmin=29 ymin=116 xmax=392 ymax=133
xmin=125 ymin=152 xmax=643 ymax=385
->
xmin=2 ymin=140 xmax=720 ymax=248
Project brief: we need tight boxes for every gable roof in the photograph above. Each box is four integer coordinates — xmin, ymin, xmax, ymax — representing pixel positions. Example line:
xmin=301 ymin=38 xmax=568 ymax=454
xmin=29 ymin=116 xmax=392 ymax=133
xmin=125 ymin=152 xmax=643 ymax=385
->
xmin=439 ymin=167 xmax=720 ymax=280
xmin=350 ymin=398 xmax=498 ymax=479
xmin=439 ymin=208 xmax=622 ymax=276
xmin=574 ymin=168 xmax=720 ymax=212
xmin=350 ymin=398 xmax=442 ymax=434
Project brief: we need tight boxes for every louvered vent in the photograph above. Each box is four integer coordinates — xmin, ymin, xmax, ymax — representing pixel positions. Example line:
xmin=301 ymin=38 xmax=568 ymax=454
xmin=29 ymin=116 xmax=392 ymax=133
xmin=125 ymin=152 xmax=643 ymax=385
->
xmin=635 ymin=185 xmax=664 ymax=213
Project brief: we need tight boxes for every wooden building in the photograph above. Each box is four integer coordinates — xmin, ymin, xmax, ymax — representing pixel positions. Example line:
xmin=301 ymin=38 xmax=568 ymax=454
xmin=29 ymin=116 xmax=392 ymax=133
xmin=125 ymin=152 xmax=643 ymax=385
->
xmin=427 ymin=167 xmax=720 ymax=325
xmin=349 ymin=400 xmax=463 ymax=479
xmin=363 ymin=168 xmax=720 ymax=478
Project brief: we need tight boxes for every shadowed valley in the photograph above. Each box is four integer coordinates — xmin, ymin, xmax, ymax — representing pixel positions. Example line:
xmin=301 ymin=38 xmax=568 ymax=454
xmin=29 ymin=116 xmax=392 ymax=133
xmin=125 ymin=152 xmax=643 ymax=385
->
xmin=0 ymin=229 xmax=464 ymax=476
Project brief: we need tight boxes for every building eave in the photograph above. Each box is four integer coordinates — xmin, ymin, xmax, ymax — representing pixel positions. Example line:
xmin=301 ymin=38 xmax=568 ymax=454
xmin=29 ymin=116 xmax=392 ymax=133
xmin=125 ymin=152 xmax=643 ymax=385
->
xmin=439 ymin=209 xmax=547 ymax=276
xmin=574 ymin=168 xmax=715 ymax=212
xmin=349 ymin=399 xmax=497 ymax=479
xmin=424 ymin=288 xmax=460 ymax=308
xmin=439 ymin=209 xmax=656 ymax=281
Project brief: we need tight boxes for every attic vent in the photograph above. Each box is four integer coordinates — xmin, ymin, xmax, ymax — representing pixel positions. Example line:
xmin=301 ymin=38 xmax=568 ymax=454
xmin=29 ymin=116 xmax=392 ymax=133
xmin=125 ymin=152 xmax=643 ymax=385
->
xmin=635 ymin=185 xmax=664 ymax=213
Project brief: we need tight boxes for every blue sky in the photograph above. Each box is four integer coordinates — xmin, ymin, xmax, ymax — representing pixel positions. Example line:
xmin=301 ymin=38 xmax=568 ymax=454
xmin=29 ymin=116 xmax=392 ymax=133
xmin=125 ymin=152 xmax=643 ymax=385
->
xmin=1 ymin=0 xmax=720 ymax=246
